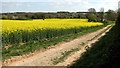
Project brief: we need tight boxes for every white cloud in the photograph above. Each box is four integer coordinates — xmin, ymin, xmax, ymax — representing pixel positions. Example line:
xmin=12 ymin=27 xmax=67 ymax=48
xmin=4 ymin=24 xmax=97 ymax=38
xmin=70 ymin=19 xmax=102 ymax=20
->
xmin=94 ymin=0 xmax=119 ymax=11
xmin=15 ymin=3 xmax=21 ymax=6
xmin=2 ymin=0 xmax=119 ymax=12
xmin=48 ymin=0 xmax=85 ymax=12
xmin=2 ymin=0 xmax=83 ymax=2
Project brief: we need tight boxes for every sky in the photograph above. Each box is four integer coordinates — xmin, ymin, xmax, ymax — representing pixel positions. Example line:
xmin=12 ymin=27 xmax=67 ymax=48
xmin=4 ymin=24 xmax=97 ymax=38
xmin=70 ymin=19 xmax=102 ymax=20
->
xmin=1 ymin=0 xmax=120 ymax=13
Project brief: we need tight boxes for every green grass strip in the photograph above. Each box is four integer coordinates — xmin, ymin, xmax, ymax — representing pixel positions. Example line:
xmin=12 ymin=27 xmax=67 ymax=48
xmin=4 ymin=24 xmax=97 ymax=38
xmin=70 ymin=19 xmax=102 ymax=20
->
xmin=53 ymin=48 xmax=79 ymax=65
xmin=88 ymin=25 xmax=113 ymax=41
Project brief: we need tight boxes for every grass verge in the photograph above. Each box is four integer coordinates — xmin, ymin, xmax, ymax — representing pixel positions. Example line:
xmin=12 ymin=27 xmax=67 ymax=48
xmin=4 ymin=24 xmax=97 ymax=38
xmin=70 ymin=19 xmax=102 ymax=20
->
xmin=88 ymin=25 xmax=113 ymax=41
xmin=53 ymin=48 xmax=79 ymax=65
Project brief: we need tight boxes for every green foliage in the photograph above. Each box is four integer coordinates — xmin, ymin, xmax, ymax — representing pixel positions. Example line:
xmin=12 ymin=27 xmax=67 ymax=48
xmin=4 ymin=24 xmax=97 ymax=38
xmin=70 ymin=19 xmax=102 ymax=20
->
xmin=88 ymin=14 xmax=97 ymax=22
xmin=71 ymin=22 xmax=120 ymax=68
xmin=31 ymin=14 xmax=45 ymax=19
xmin=17 ymin=16 xmax=27 ymax=20
xmin=116 ymin=12 xmax=120 ymax=26
xmin=105 ymin=10 xmax=117 ymax=21
xmin=2 ymin=15 xmax=8 ymax=19
xmin=1 ymin=12 xmax=88 ymax=20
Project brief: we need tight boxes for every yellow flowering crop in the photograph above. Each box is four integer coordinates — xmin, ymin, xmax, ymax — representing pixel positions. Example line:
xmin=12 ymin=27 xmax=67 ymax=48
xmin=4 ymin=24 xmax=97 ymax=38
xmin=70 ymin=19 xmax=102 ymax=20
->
xmin=2 ymin=19 xmax=103 ymax=44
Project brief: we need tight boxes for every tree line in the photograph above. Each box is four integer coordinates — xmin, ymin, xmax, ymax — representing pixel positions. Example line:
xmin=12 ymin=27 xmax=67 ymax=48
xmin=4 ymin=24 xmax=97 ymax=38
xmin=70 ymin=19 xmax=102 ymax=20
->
xmin=1 ymin=12 xmax=87 ymax=20
xmin=1 ymin=8 xmax=117 ymax=23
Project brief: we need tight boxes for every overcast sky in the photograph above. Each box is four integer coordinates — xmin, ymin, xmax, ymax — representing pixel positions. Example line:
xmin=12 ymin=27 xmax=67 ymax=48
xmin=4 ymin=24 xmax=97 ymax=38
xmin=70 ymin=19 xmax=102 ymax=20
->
xmin=1 ymin=0 xmax=120 ymax=13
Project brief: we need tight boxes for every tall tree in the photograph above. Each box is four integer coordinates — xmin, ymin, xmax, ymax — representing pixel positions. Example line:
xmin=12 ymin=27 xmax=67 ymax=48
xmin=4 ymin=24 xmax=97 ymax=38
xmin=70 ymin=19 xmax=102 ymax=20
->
xmin=99 ymin=8 xmax=104 ymax=22
xmin=88 ymin=13 xmax=97 ymax=22
xmin=105 ymin=9 xmax=117 ymax=21
xmin=88 ymin=8 xmax=96 ymax=13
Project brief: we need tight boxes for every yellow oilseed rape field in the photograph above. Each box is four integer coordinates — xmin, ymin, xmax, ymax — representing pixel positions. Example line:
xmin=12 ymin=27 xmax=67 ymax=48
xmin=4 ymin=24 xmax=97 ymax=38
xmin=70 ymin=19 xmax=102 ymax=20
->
xmin=2 ymin=19 xmax=103 ymax=45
